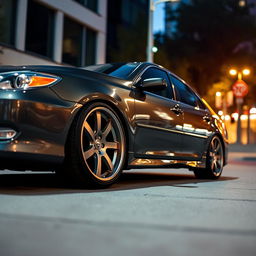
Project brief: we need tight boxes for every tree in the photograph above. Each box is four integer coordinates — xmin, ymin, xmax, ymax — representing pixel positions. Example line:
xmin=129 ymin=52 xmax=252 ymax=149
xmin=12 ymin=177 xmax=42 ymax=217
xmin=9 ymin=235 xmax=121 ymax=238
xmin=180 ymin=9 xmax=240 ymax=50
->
xmin=155 ymin=0 xmax=256 ymax=100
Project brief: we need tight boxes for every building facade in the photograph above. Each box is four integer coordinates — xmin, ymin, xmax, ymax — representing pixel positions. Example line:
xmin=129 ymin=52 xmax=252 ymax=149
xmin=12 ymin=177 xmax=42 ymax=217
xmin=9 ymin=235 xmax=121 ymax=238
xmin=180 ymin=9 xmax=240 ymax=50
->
xmin=0 ymin=0 xmax=107 ymax=66
xmin=106 ymin=0 xmax=149 ymax=62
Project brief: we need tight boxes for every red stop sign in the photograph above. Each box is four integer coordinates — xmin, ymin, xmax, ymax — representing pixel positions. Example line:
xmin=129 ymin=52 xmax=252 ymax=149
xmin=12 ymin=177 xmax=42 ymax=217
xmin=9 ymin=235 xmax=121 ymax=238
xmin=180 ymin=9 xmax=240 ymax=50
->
xmin=232 ymin=80 xmax=249 ymax=98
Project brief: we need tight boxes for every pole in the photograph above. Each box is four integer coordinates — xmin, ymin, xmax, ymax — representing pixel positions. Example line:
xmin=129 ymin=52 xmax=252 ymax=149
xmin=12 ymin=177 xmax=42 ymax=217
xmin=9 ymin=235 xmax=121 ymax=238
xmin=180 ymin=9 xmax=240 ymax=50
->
xmin=247 ymin=106 xmax=251 ymax=144
xmin=236 ymin=72 xmax=243 ymax=144
xmin=147 ymin=0 xmax=153 ymax=62
xmin=236 ymin=98 xmax=243 ymax=144
xmin=223 ymin=94 xmax=227 ymax=123
xmin=146 ymin=0 xmax=179 ymax=62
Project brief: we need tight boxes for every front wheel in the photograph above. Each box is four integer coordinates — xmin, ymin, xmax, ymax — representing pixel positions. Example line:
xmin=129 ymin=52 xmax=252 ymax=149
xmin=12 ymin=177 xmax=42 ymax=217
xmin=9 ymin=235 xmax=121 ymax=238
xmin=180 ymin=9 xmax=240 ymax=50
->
xmin=65 ymin=102 xmax=126 ymax=187
xmin=194 ymin=136 xmax=224 ymax=179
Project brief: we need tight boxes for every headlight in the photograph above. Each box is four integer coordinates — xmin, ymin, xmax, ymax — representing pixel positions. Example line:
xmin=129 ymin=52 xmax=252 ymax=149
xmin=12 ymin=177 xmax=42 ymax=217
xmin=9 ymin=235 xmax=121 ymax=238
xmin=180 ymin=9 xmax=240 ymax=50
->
xmin=0 ymin=71 xmax=61 ymax=90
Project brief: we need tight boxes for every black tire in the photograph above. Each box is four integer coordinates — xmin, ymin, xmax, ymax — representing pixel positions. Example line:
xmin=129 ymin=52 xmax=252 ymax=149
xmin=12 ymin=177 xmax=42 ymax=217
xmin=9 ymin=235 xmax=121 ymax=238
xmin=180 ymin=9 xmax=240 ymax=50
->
xmin=194 ymin=136 xmax=224 ymax=179
xmin=64 ymin=102 xmax=126 ymax=188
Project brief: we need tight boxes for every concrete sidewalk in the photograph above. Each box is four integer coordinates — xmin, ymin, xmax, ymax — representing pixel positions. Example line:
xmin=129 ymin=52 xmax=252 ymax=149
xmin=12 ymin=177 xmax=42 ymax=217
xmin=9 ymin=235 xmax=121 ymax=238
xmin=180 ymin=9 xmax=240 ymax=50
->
xmin=229 ymin=143 xmax=256 ymax=153
xmin=228 ymin=143 xmax=256 ymax=163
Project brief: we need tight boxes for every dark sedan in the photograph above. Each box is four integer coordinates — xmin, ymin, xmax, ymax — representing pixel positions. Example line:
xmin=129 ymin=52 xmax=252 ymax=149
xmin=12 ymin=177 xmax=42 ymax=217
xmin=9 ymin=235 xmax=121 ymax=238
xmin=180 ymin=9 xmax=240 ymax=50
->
xmin=0 ymin=62 xmax=228 ymax=187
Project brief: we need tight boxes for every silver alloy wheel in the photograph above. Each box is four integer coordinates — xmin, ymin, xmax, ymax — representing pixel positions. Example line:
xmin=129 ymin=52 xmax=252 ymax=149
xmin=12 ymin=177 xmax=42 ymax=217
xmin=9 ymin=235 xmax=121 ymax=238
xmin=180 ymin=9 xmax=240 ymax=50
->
xmin=208 ymin=136 xmax=223 ymax=177
xmin=80 ymin=106 xmax=125 ymax=181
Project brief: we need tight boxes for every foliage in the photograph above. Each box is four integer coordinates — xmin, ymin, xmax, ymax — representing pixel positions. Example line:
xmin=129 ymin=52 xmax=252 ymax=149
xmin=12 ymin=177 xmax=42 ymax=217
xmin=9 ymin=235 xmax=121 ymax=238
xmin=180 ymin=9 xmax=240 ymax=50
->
xmin=155 ymin=0 xmax=256 ymax=102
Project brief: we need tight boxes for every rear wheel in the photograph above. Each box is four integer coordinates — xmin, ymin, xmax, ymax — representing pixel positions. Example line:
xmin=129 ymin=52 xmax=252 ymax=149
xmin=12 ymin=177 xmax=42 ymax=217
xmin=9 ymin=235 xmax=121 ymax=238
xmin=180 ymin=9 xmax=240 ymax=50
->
xmin=194 ymin=136 xmax=224 ymax=179
xmin=65 ymin=102 xmax=126 ymax=187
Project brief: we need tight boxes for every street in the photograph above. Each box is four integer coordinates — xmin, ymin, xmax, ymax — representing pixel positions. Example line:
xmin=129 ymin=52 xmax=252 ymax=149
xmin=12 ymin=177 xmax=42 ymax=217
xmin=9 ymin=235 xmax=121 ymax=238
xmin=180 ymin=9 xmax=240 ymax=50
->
xmin=0 ymin=151 xmax=256 ymax=256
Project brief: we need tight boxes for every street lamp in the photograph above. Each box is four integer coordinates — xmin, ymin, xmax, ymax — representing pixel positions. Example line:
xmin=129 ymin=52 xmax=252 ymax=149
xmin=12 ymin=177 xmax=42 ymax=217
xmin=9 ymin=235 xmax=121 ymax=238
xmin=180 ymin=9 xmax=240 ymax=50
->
xmin=216 ymin=91 xmax=222 ymax=97
xmin=152 ymin=46 xmax=158 ymax=53
xmin=147 ymin=0 xmax=179 ymax=63
xmin=242 ymin=68 xmax=250 ymax=76
xmin=215 ymin=91 xmax=222 ymax=109
xmin=229 ymin=68 xmax=250 ymax=80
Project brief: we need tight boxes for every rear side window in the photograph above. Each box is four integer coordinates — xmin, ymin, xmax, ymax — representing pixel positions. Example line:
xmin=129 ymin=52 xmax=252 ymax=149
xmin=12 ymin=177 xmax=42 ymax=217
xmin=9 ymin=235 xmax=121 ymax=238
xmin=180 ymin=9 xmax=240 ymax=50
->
xmin=170 ymin=75 xmax=204 ymax=108
xmin=141 ymin=67 xmax=174 ymax=99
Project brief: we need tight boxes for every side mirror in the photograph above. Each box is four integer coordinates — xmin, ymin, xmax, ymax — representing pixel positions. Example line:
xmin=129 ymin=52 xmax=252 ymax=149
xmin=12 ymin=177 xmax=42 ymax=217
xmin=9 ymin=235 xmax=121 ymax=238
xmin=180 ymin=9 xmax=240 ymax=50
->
xmin=140 ymin=78 xmax=167 ymax=91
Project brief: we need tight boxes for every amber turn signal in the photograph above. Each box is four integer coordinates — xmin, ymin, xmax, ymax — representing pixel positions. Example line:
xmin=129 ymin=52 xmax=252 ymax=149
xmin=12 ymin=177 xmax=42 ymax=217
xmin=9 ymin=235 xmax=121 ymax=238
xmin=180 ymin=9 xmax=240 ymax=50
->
xmin=29 ymin=76 xmax=58 ymax=87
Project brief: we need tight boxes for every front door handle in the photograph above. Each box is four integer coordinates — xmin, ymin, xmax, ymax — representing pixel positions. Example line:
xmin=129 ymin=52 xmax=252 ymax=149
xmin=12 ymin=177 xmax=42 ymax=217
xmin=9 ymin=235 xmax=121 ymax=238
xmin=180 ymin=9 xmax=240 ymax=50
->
xmin=203 ymin=115 xmax=212 ymax=122
xmin=170 ymin=104 xmax=183 ymax=115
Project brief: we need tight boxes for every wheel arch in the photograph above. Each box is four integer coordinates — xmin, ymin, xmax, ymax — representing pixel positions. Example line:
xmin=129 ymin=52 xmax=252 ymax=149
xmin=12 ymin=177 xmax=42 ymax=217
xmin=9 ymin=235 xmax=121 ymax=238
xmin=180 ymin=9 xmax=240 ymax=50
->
xmin=215 ymin=132 xmax=227 ymax=166
xmin=206 ymin=132 xmax=227 ymax=166
xmin=64 ymin=98 xmax=131 ymax=169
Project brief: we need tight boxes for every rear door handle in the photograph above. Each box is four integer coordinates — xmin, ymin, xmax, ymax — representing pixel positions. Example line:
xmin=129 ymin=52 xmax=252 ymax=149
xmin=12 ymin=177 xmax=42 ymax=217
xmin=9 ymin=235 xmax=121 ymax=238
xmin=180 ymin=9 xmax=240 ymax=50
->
xmin=170 ymin=104 xmax=183 ymax=115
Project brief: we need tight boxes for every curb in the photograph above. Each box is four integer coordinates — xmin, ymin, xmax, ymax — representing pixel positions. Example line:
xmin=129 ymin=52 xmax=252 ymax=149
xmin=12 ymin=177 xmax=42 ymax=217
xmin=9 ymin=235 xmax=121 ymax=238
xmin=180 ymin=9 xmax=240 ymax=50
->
xmin=242 ymin=157 xmax=256 ymax=161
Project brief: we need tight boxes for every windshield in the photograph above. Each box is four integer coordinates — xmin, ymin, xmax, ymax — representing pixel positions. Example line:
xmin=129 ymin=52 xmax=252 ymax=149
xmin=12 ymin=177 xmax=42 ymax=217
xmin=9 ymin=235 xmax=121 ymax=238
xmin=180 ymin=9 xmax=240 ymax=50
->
xmin=83 ymin=63 xmax=140 ymax=80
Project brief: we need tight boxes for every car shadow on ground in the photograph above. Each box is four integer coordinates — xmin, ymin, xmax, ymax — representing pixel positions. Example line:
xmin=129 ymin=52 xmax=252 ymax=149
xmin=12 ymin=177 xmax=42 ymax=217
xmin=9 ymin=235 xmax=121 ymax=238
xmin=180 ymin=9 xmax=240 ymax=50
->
xmin=0 ymin=169 xmax=238 ymax=195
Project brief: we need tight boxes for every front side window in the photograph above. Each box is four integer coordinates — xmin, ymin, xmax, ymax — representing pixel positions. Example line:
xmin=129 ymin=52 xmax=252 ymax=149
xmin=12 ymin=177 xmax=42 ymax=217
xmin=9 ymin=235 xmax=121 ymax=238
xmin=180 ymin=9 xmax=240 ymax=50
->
xmin=141 ymin=67 xmax=173 ymax=99
xmin=170 ymin=75 xmax=203 ymax=108
xmin=26 ymin=0 xmax=54 ymax=58
xmin=0 ymin=0 xmax=17 ymax=46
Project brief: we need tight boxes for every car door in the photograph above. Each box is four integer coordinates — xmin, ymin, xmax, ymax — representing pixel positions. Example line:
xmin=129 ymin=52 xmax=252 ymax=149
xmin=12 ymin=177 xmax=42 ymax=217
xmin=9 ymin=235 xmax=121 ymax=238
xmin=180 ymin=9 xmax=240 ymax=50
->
xmin=169 ymin=74 xmax=212 ymax=159
xmin=133 ymin=67 xmax=184 ymax=159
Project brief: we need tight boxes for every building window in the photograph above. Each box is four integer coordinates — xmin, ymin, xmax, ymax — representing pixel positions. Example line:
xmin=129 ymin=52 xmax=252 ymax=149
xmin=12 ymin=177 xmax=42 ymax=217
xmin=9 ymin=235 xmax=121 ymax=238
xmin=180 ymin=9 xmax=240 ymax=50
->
xmin=74 ymin=0 xmax=98 ymax=13
xmin=62 ymin=16 xmax=97 ymax=66
xmin=0 ymin=0 xmax=17 ymax=46
xmin=121 ymin=0 xmax=143 ymax=26
xmin=85 ymin=28 xmax=96 ymax=66
xmin=25 ymin=0 xmax=54 ymax=58
xmin=62 ymin=16 xmax=83 ymax=66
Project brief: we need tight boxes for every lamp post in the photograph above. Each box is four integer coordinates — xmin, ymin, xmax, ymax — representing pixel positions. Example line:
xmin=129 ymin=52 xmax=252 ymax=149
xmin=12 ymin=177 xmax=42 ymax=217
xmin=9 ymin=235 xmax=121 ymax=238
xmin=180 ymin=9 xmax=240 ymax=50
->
xmin=229 ymin=68 xmax=250 ymax=144
xmin=147 ymin=0 xmax=179 ymax=63
xmin=229 ymin=68 xmax=250 ymax=80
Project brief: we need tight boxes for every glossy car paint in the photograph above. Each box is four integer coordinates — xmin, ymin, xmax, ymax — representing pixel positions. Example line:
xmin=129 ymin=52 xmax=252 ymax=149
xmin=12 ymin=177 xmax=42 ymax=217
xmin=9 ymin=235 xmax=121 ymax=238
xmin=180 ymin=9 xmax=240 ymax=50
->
xmin=0 ymin=63 xmax=228 ymax=172
xmin=0 ymin=86 xmax=81 ymax=170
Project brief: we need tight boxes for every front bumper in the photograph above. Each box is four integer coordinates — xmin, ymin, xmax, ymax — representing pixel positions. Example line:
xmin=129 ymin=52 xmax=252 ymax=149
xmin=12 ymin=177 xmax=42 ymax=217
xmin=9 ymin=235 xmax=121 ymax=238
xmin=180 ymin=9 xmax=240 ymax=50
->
xmin=0 ymin=87 xmax=80 ymax=171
